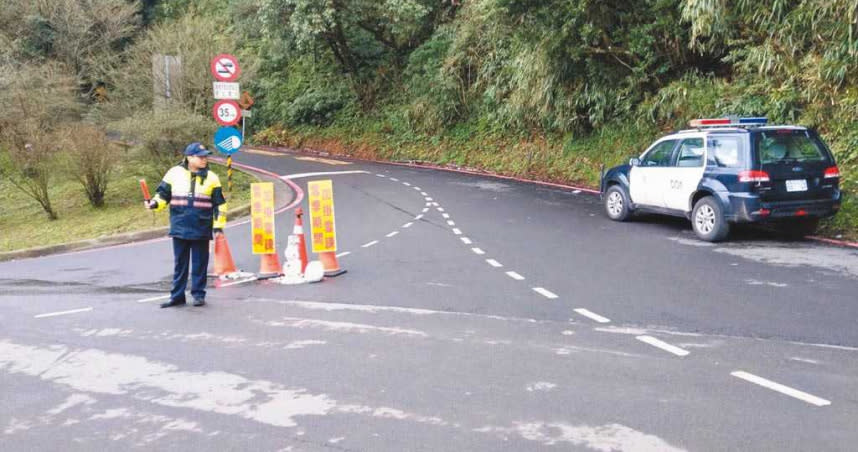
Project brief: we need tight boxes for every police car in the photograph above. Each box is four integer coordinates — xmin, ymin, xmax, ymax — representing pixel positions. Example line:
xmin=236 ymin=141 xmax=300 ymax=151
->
xmin=600 ymin=117 xmax=842 ymax=241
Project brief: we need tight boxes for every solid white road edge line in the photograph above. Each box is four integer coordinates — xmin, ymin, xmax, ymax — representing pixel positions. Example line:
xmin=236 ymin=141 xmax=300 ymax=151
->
xmin=486 ymin=259 xmax=503 ymax=268
xmin=574 ymin=308 xmax=611 ymax=323
xmin=284 ymin=170 xmax=369 ymax=179
xmin=636 ymin=335 xmax=690 ymax=357
xmin=362 ymin=240 xmax=379 ymax=248
xmin=218 ymin=277 xmax=258 ymax=288
xmin=532 ymin=287 xmax=558 ymax=299
xmin=506 ymin=271 xmax=525 ymax=280
xmin=35 ymin=307 xmax=93 ymax=319
xmin=137 ymin=295 xmax=170 ymax=303
xmin=731 ymin=371 xmax=831 ymax=407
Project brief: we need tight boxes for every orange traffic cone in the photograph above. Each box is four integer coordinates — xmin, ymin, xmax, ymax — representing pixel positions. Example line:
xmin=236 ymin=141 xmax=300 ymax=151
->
xmin=258 ymin=252 xmax=282 ymax=279
xmin=294 ymin=208 xmax=309 ymax=273
xmin=213 ymin=233 xmax=237 ymax=276
xmin=319 ymin=251 xmax=346 ymax=277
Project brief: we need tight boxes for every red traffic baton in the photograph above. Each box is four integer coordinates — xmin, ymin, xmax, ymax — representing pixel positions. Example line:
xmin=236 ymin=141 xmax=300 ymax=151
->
xmin=139 ymin=179 xmax=151 ymax=202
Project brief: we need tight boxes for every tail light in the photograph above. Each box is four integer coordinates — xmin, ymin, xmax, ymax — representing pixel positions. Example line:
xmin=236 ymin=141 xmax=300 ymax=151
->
xmin=824 ymin=166 xmax=840 ymax=179
xmin=738 ymin=170 xmax=771 ymax=183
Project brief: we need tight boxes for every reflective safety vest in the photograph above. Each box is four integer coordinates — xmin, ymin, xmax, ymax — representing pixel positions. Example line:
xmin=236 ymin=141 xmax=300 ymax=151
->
xmin=151 ymin=163 xmax=227 ymax=240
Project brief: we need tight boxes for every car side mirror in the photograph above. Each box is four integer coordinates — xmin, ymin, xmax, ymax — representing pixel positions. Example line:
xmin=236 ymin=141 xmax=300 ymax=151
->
xmin=629 ymin=158 xmax=640 ymax=167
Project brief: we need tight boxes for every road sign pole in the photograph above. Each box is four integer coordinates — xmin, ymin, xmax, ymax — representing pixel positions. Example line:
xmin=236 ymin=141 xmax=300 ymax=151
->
xmin=241 ymin=116 xmax=245 ymax=144
xmin=227 ymin=155 xmax=233 ymax=194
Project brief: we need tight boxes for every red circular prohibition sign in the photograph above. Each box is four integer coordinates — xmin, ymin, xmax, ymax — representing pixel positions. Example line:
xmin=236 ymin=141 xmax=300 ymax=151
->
xmin=210 ymin=54 xmax=241 ymax=82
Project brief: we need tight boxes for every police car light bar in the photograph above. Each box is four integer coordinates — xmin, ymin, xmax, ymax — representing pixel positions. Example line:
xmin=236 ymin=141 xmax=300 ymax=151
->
xmin=689 ymin=117 xmax=768 ymax=128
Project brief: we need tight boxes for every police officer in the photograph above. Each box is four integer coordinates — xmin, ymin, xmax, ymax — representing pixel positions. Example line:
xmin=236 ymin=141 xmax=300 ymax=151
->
xmin=146 ymin=142 xmax=227 ymax=308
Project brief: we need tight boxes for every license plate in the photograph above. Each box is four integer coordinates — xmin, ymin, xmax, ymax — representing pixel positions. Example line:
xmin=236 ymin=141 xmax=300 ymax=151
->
xmin=786 ymin=179 xmax=807 ymax=192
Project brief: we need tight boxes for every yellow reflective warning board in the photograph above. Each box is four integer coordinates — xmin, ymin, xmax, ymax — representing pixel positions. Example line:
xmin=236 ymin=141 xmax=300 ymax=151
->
xmin=308 ymin=180 xmax=337 ymax=253
xmin=250 ymin=182 xmax=275 ymax=254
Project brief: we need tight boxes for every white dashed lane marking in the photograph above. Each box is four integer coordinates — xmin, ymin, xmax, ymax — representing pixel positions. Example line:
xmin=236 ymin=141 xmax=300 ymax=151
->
xmin=415 ymin=214 xmax=424 ymax=220
xmin=386 ymin=231 xmax=399 ymax=238
xmin=460 ymin=237 xmax=472 ymax=245
xmin=336 ymin=251 xmax=352 ymax=258
xmin=35 ymin=307 xmax=93 ymax=319
xmin=532 ymin=287 xmax=558 ymax=299
xmin=447 ymin=221 xmax=456 ymax=226
xmin=390 ymin=177 xmax=399 ymax=182
xmin=413 ymin=187 xmax=421 ymax=191
xmin=421 ymin=192 xmax=428 ymax=196
xmin=376 ymin=174 xmax=386 ymax=178
xmin=442 ymin=213 xmax=450 ymax=219
xmin=731 ymin=371 xmax=831 ymax=407
xmin=471 ymin=248 xmax=485 ymax=255
xmin=403 ymin=182 xmax=411 ymax=186
xmin=486 ymin=259 xmax=503 ymax=268
xmin=636 ymin=335 xmax=689 ymax=357
xmin=362 ymin=240 xmax=379 ymax=248
xmin=422 ymin=208 xmax=429 ymax=213
xmin=574 ymin=308 xmax=611 ymax=323
xmin=403 ymin=222 xmax=414 ymax=228
xmin=452 ymin=228 xmax=462 ymax=235
xmin=505 ymin=271 xmax=525 ymax=281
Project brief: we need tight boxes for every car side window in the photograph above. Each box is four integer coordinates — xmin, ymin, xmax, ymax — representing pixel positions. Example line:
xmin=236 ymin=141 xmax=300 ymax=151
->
xmin=641 ymin=140 xmax=677 ymax=167
xmin=675 ymin=138 xmax=704 ymax=167
xmin=707 ymin=136 xmax=746 ymax=168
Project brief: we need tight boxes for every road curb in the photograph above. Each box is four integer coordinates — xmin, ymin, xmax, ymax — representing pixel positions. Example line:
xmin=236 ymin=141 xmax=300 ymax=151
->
xmin=0 ymin=162 xmax=297 ymax=262
xmin=250 ymin=144 xmax=858 ymax=250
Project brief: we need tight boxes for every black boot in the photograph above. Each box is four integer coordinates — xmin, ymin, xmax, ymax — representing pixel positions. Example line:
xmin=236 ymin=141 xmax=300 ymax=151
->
xmin=192 ymin=298 xmax=206 ymax=307
xmin=160 ymin=298 xmax=186 ymax=308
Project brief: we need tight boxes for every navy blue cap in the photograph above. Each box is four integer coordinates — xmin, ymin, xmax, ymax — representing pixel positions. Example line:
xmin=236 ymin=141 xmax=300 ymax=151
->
xmin=183 ymin=142 xmax=212 ymax=156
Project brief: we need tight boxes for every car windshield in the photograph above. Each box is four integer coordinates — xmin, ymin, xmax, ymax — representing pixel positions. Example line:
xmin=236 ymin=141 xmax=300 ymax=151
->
xmin=755 ymin=130 xmax=830 ymax=164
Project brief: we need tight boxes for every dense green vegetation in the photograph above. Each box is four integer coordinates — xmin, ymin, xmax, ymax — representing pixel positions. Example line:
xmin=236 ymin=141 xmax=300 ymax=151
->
xmin=2 ymin=1 xmax=857 ymax=240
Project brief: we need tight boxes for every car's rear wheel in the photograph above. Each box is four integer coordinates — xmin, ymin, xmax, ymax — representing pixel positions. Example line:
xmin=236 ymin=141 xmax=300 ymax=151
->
xmin=692 ymin=196 xmax=730 ymax=242
xmin=604 ymin=185 xmax=632 ymax=221
xmin=776 ymin=218 xmax=820 ymax=240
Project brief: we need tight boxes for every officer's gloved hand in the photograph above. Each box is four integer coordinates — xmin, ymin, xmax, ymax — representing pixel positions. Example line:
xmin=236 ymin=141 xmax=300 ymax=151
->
xmin=145 ymin=200 xmax=157 ymax=210
xmin=214 ymin=228 xmax=224 ymax=237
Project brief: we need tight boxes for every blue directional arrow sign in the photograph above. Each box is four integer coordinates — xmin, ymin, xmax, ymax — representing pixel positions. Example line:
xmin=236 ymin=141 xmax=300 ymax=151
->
xmin=214 ymin=126 xmax=242 ymax=155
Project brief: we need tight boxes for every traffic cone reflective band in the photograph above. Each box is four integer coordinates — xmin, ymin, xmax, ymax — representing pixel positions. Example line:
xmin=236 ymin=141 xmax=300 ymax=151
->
xmin=319 ymin=251 xmax=346 ymax=277
xmin=294 ymin=208 xmax=309 ymax=273
xmin=213 ymin=233 xmax=237 ymax=276
xmin=258 ymin=252 xmax=282 ymax=279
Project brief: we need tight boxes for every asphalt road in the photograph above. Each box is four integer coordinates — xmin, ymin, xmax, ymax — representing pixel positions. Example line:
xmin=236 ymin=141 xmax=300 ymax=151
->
xmin=1 ymin=148 xmax=857 ymax=451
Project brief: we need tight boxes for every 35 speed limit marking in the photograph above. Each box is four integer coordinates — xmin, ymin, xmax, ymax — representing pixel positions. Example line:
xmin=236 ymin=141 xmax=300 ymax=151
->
xmin=213 ymin=100 xmax=241 ymax=126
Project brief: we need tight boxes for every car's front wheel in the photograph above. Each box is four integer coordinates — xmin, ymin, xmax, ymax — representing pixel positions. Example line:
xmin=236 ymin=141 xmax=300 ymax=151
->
xmin=691 ymin=196 xmax=730 ymax=242
xmin=604 ymin=185 xmax=632 ymax=221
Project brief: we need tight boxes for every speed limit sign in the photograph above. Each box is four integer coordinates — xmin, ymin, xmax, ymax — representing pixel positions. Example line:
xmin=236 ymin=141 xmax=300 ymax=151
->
xmin=213 ymin=100 xmax=241 ymax=126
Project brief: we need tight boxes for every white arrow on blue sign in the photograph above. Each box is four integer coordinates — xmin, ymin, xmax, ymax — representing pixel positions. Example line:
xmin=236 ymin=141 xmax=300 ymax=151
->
xmin=214 ymin=126 xmax=242 ymax=155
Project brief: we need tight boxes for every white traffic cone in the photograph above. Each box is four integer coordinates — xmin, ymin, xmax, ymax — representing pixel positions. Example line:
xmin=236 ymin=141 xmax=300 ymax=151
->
xmin=277 ymin=235 xmax=305 ymax=285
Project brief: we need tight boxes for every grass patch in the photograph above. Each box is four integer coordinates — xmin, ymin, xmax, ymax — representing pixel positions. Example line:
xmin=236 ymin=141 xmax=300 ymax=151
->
xmin=0 ymin=157 xmax=256 ymax=252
